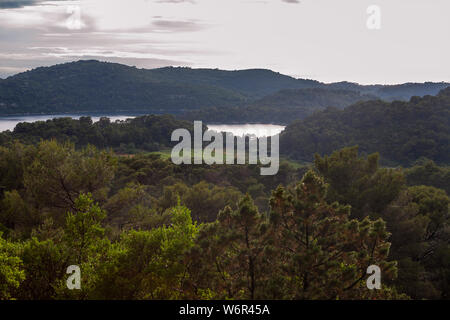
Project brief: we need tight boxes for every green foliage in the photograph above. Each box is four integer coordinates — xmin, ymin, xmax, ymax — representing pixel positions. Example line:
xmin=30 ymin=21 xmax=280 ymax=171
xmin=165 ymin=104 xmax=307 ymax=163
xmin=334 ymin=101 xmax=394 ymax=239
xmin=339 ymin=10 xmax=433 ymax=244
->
xmin=2 ymin=114 xmax=194 ymax=153
xmin=64 ymin=193 xmax=107 ymax=264
xmin=187 ymin=195 xmax=269 ymax=299
xmin=405 ymin=159 xmax=450 ymax=194
xmin=267 ymin=171 xmax=398 ymax=299
xmin=158 ymin=181 xmax=242 ymax=222
xmin=0 ymin=141 xmax=35 ymax=192
xmin=17 ymin=237 xmax=67 ymax=300
xmin=24 ymin=141 xmax=116 ymax=211
xmin=314 ymin=147 xmax=449 ymax=299
xmin=0 ymin=141 xmax=116 ymax=235
xmin=314 ymin=146 xmax=405 ymax=219
xmin=0 ymin=139 xmax=447 ymax=300
xmin=281 ymin=88 xmax=450 ymax=166
xmin=0 ymin=60 xmax=248 ymax=115
xmin=93 ymin=204 xmax=198 ymax=299
xmin=0 ymin=234 xmax=24 ymax=300
xmin=405 ymin=186 xmax=449 ymax=299
xmin=0 ymin=60 xmax=446 ymax=116
xmin=182 ymin=88 xmax=375 ymax=124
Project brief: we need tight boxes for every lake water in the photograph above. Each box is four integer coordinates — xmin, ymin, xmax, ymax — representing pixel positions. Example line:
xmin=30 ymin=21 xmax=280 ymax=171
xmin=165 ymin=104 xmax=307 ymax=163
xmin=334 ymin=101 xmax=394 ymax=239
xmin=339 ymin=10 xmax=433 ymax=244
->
xmin=0 ymin=114 xmax=286 ymax=137
xmin=207 ymin=124 xmax=285 ymax=137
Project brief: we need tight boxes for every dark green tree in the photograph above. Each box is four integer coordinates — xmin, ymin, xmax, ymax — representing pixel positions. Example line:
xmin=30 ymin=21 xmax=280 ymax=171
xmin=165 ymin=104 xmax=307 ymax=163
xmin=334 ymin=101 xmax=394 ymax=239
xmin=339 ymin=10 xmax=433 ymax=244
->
xmin=268 ymin=170 xmax=400 ymax=299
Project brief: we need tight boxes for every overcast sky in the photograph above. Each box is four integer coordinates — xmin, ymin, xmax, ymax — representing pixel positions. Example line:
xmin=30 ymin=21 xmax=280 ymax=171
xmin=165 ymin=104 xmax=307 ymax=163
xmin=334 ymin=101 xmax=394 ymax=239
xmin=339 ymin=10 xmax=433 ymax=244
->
xmin=0 ymin=0 xmax=449 ymax=84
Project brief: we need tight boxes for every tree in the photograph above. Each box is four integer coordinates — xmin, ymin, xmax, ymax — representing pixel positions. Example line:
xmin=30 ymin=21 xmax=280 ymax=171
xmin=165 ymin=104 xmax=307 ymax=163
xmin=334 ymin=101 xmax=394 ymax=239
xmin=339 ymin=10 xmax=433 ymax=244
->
xmin=314 ymin=146 xmax=405 ymax=219
xmin=16 ymin=237 xmax=67 ymax=300
xmin=280 ymin=88 xmax=450 ymax=165
xmin=93 ymin=204 xmax=198 ymax=299
xmin=64 ymin=193 xmax=107 ymax=264
xmin=158 ymin=181 xmax=242 ymax=222
xmin=0 ymin=234 xmax=24 ymax=300
xmin=52 ymin=193 xmax=110 ymax=300
xmin=314 ymin=147 xmax=449 ymax=299
xmin=187 ymin=195 xmax=269 ymax=299
xmin=392 ymin=186 xmax=449 ymax=299
xmin=268 ymin=170 xmax=399 ymax=299
xmin=24 ymin=141 xmax=116 ymax=212
xmin=405 ymin=159 xmax=450 ymax=194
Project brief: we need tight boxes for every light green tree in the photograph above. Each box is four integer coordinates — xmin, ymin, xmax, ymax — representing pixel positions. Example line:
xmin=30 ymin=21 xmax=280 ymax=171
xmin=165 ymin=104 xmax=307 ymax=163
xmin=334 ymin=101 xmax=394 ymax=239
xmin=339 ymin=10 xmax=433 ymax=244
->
xmin=0 ymin=234 xmax=25 ymax=300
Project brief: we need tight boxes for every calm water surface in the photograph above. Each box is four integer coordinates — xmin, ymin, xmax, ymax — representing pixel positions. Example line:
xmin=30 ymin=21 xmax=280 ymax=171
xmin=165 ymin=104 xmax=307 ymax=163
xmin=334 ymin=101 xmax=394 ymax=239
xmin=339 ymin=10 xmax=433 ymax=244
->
xmin=207 ymin=124 xmax=285 ymax=137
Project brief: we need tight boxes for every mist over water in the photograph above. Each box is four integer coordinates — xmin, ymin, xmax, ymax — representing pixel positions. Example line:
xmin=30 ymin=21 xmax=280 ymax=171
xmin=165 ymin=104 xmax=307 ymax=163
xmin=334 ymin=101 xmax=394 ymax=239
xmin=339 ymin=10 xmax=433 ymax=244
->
xmin=207 ymin=124 xmax=285 ymax=138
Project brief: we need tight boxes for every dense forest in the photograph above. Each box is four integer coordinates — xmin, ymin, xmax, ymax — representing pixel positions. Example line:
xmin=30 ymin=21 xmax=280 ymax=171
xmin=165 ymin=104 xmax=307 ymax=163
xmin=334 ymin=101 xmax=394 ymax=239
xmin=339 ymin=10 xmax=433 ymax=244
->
xmin=0 ymin=140 xmax=448 ymax=300
xmin=280 ymin=87 xmax=450 ymax=166
xmin=0 ymin=61 xmax=449 ymax=301
xmin=0 ymin=60 xmax=448 ymax=117
xmin=0 ymin=114 xmax=195 ymax=154
xmin=326 ymin=81 xmax=450 ymax=101
xmin=2 ymin=88 xmax=448 ymax=167
xmin=0 ymin=61 xmax=248 ymax=115
xmin=0 ymin=110 xmax=449 ymax=300
xmin=181 ymin=88 xmax=376 ymax=124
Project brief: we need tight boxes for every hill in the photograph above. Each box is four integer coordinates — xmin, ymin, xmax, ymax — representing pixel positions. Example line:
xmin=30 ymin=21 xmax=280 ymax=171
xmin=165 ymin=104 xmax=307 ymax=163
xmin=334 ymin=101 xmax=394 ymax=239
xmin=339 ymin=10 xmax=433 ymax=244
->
xmin=0 ymin=60 xmax=248 ymax=115
xmin=280 ymin=87 xmax=450 ymax=166
xmin=326 ymin=81 xmax=449 ymax=101
xmin=0 ymin=60 xmax=448 ymax=117
xmin=181 ymin=88 xmax=376 ymax=124
xmin=252 ymin=87 xmax=376 ymax=108
xmin=147 ymin=66 xmax=321 ymax=98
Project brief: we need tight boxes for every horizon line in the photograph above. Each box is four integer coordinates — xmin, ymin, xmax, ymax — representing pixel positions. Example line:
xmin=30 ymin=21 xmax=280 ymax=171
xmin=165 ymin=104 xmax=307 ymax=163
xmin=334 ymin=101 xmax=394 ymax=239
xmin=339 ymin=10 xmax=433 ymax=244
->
xmin=1 ymin=59 xmax=449 ymax=87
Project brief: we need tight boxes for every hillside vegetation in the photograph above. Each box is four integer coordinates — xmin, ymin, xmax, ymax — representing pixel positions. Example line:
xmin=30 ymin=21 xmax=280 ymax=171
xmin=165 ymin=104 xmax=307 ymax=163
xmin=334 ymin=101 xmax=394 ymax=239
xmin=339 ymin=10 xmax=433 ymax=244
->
xmin=280 ymin=87 xmax=450 ymax=166
xmin=0 ymin=60 xmax=447 ymax=117
xmin=183 ymin=88 xmax=376 ymax=124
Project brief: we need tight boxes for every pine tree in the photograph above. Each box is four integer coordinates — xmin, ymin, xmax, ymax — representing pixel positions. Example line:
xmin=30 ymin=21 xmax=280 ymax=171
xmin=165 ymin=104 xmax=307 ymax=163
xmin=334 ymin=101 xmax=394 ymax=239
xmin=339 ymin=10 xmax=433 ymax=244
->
xmin=268 ymin=170 xmax=399 ymax=299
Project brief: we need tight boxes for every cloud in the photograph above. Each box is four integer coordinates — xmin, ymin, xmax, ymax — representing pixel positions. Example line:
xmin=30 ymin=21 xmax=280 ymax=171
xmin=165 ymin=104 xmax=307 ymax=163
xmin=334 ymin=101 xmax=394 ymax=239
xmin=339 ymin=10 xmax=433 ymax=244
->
xmin=0 ymin=0 xmax=36 ymax=9
xmin=152 ymin=19 xmax=206 ymax=32
xmin=0 ymin=0 xmax=69 ymax=9
xmin=156 ymin=0 xmax=195 ymax=3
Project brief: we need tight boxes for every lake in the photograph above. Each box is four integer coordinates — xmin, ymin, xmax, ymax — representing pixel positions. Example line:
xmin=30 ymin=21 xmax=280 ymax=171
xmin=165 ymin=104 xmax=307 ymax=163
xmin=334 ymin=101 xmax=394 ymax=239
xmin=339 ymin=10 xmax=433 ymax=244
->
xmin=207 ymin=124 xmax=285 ymax=137
xmin=0 ymin=114 xmax=285 ymax=137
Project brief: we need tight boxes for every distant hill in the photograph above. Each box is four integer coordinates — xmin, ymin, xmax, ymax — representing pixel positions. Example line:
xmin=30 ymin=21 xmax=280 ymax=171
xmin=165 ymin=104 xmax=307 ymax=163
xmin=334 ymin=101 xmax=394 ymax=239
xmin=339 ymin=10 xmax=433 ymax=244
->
xmin=148 ymin=67 xmax=321 ymax=98
xmin=252 ymin=87 xmax=376 ymax=109
xmin=0 ymin=60 xmax=248 ymax=115
xmin=326 ymin=81 xmax=449 ymax=101
xmin=181 ymin=88 xmax=377 ymax=124
xmin=280 ymin=87 xmax=450 ymax=166
xmin=0 ymin=60 xmax=448 ymax=116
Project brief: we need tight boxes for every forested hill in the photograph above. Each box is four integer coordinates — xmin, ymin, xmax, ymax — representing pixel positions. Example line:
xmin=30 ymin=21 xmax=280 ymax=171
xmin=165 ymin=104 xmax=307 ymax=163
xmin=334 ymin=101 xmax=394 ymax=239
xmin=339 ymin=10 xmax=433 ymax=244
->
xmin=0 ymin=60 xmax=318 ymax=115
xmin=280 ymin=87 xmax=450 ymax=166
xmin=181 ymin=88 xmax=377 ymax=124
xmin=0 ymin=60 xmax=448 ymax=116
xmin=326 ymin=81 xmax=450 ymax=101
xmin=252 ymin=87 xmax=376 ymax=108
xmin=147 ymin=66 xmax=321 ymax=98
xmin=0 ymin=61 xmax=248 ymax=115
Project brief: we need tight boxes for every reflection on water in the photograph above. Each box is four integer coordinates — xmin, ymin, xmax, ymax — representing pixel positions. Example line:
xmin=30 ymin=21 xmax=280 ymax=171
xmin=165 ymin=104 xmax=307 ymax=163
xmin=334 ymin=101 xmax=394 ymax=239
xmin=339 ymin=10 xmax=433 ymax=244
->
xmin=207 ymin=124 xmax=285 ymax=137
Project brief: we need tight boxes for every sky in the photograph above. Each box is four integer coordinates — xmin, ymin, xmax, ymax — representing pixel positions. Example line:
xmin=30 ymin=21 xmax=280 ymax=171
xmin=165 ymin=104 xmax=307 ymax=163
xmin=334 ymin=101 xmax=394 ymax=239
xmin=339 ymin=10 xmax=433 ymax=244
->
xmin=0 ymin=0 xmax=449 ymax=84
